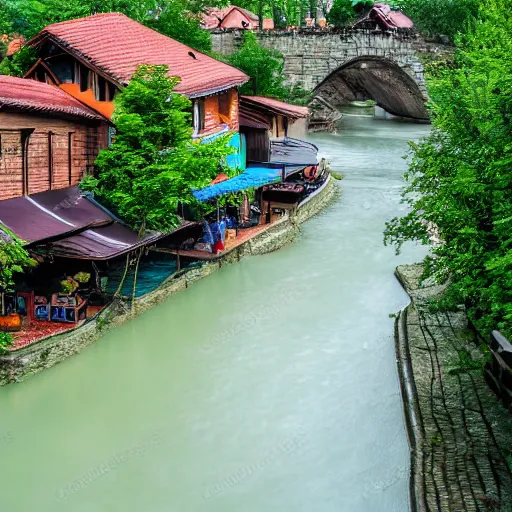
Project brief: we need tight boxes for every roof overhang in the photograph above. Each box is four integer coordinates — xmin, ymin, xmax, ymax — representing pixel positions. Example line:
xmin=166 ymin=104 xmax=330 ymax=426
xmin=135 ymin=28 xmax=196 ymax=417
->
xmin=0 ymin=187 xmax=169 ymax=260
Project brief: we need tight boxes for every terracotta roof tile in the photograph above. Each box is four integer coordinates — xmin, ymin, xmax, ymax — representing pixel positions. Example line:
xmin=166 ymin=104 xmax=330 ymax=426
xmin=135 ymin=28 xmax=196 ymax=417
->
xmin=31 ymin=13 xmax=249 ymax=97
xmin=0 ymin=75 xmax=107 ymax=121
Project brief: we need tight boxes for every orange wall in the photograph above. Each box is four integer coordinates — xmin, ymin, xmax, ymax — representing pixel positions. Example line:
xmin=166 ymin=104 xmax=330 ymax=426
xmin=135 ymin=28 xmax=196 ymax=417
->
xmin=59 ymin=83 xmax=115 ymax=119
xmin=202 ymin=89 xmax=239 ymax=136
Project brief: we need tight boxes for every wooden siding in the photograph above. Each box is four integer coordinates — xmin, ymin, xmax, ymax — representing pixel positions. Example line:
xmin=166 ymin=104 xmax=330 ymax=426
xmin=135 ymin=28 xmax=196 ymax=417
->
xmin=0 ymin=112 xmax=108 ymax=201
xmin=202 ymin=89 xmax=239 ymax=136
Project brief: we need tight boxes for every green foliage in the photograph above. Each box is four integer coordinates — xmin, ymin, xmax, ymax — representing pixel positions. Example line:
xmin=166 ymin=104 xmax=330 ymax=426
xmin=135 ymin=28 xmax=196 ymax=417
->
xmin=0 ymin=331 xmax=13 ymax=354
xmin=0 ymin=46 xmax=37 ymax=77
xmin=384 ymin=0 xmax=512 ymax=337
xmin=81 ymin=65 xmax=233 ymax=232
xmin=228 ymin=31 xmax=287 ymax=98
xmin=147 ymin=0 xmax=211 ymax=53
xmin=4 ymin=0 xmax=157 ymax=39
xmin=327 ymin=0 xmax=356 ymax=27
xmin=0 ymin=229 xmax=36 ymax=292
xmin=396 ymin=0 xmax=479 ymax=42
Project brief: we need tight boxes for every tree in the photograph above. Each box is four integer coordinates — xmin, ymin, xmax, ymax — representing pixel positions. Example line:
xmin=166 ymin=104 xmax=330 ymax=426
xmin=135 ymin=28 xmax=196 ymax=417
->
xmin=384 ymin=0 xmax=512 ymax=337
xmin=228 ymin=31 xmax=287 ymax=98
xmin=326 ymin=0 xmax=356 ymax=26
xmin=0 ymin=47 xmax=37 ymax=77
xmin=147 ymin=0 xmax=211 ymax=54
xmin=5 ymin=0 xmax=157 ymax=38
xmin=0 ymin=229 xmax=36 ymax=292
xmin=81 ymin=65 xmax=233 ymax=233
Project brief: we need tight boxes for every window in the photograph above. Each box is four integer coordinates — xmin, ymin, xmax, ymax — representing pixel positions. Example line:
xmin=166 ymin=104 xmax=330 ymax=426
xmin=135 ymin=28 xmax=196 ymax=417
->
xmin=97 ymin=76 xmax=107 ymax=101
xmin=48 ymin=55 xmax=74 ymax=83
xmin=88 ymin=72 xmax=100 ymax=100
xmin=218 ymin=93 xmax=231 ymax=122
xmin=193 ymin=99 xmax=205 ymax=135
xmin=73 ymin=62 xmax=80 ymax=85
xmin=80 ymin=66 xmax=89 ymax=92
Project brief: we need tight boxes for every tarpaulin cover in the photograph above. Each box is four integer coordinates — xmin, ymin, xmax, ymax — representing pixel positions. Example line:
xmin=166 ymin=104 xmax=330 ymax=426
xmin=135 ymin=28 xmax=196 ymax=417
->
xmin=193 ymin=166 xmax=283 ymax=202
xmin=193 ymin=137 xmax=319 ymax=202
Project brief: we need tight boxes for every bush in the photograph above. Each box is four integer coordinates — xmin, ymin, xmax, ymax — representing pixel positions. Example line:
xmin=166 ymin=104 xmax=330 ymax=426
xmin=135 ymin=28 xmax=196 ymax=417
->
xmin=0 ymin=331 xmax=13 ymax=354
xmin=229 ymin=31 xmax=287 ymax=98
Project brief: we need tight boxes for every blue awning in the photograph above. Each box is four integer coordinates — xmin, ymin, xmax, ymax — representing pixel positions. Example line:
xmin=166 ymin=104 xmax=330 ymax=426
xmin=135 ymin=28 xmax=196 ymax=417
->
xmin=193 ymin=166 xmax=283 ymax=202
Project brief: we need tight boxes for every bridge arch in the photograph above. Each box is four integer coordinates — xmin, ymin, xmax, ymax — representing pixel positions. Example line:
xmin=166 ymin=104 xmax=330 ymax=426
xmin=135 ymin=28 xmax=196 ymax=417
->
xmin=312 ymin=56 xmax=428 ymax=120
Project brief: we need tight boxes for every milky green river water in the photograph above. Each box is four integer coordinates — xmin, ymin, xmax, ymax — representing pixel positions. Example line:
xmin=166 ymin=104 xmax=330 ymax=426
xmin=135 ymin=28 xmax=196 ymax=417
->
xmin=0 ymin=116 xmax=430 ymax=512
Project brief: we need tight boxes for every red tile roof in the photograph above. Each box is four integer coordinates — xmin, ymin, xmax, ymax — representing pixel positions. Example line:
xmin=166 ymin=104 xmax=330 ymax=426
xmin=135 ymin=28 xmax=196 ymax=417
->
xmin=241 ymin=96 xmax=309 ymax=119
xmin=0 ymin=75 xmax=107 ymax=121
xmin=29 ymin=13 xmax=249 ymax=98
xmin=201 ymin=6 xmax=258 ymax=29
xmin=373 ymin=4 xmax=414 ymax=29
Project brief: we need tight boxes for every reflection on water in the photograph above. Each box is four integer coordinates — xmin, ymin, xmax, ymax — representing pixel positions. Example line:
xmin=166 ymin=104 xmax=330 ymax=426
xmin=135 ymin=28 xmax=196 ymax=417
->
xmin=0 ymin=116 xmax=430 ymax=512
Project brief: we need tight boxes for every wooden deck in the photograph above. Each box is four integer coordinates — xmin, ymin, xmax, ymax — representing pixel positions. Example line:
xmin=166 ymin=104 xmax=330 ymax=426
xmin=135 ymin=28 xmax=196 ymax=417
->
xmin=152 ymin=222 xmax=276 ymax=261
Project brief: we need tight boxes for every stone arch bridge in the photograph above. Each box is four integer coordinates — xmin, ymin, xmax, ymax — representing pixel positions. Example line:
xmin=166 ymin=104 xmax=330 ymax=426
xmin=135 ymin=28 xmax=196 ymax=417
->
xmin=212 ymin=29 xmax=448 ymax=121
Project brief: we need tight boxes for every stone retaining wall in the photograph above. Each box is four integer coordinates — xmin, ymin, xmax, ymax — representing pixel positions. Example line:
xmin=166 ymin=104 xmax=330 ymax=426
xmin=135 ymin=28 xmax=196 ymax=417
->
xmin=0 ymin=177 xmax=339 ymax=386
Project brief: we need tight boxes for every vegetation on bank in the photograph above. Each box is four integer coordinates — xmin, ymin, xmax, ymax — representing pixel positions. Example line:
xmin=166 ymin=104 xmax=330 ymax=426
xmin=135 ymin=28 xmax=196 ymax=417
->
xmin=0 ymin=229 xmax=35 ymax=292
xmin=394 ymin=0 xmax=479 ymax=43
xmin=81 ymin=65 xmax=233 ymax=233
xmin=384 ymin=0 xmax=512 ymax=337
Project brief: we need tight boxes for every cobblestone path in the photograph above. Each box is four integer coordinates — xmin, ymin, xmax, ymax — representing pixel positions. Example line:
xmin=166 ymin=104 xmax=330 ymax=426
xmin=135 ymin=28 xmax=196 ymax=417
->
xmin=395 ymin=265 xmax=512 ymax=512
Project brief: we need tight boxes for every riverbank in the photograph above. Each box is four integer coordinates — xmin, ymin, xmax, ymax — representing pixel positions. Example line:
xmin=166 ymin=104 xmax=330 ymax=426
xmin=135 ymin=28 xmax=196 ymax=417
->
xmin=0 ymin=176 xmax=339 ymax=386
xmin=395 ymin=264 xmax=512 ymax=512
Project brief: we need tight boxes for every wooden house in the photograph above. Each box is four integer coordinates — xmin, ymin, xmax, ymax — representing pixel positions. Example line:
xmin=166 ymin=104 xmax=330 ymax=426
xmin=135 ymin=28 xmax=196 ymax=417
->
xmin=25 ymin=13 xmax=249 ymax=139
xmin=239 ymin=95 xmax=309 ymax=163
xmin=0 ymin=75 xmax=109 ymax=201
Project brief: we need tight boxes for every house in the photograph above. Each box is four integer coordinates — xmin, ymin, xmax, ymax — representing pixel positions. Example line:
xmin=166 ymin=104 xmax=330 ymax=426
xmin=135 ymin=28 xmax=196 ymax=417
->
xmin=25 ymin=13 xmax=249 ymax=139
xmin=0 ymin=75 xmax=110 ymax=201
xmin=353 ymin=4 xmax=414 ymax=31
xmin=201 ymin=6 xmax=259 ymax=30
xmin=239 ymin=96 xmax=310 ymax=163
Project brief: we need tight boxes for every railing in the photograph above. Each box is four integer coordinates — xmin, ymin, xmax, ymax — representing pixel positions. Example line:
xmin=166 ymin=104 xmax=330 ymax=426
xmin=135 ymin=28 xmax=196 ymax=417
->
xmin=485 ymin=330 xmax=512 ymax=412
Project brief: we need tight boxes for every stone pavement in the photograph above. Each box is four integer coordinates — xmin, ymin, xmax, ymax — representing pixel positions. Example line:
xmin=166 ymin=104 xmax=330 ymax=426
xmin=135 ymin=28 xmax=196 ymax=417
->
xmin=395 ymin=264 xmax=512 ymax=512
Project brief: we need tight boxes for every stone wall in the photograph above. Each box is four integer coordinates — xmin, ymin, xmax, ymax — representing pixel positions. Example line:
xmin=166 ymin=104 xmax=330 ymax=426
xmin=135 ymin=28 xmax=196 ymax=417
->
xmin=0 ymin=177 xmax=339 ymax=386
xmin=211 ymin=29 xmax=430 ymax=94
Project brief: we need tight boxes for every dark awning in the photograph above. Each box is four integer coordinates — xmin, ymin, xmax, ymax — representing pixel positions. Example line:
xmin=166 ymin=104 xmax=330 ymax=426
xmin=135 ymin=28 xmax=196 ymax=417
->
xmin=40 ymin=223 xmax=166 ymax=260
xmin=0 ymin=186 xmax=112 ymax=244
xmin=0 ymin=186 xmax=173 ymax=260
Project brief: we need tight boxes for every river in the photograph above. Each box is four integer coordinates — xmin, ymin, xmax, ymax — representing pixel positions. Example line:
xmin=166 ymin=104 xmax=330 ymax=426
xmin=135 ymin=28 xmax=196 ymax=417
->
xmin=0 ymin=116 xmax=430 ymax=512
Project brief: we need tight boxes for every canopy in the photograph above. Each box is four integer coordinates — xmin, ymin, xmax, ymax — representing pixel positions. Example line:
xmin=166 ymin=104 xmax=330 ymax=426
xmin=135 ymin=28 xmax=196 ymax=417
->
xmin=193 ymin=166 xmax=284 ymax=202
xmin=0 ymin=186 xmax=112 ymax=244
xmin=193 ymin=137 xmax=319 ymax=202
xmin=0 ymin=186 xmax=173 ymax=260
